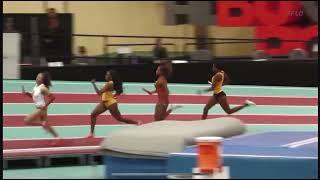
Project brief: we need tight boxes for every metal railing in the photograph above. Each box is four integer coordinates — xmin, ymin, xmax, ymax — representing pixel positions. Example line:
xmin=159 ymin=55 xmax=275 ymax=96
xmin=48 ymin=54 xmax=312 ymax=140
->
xmin=12 ymin=32 xmax=316 ymax=65
xmin=72 ymin=33 xmax=311 ymax=56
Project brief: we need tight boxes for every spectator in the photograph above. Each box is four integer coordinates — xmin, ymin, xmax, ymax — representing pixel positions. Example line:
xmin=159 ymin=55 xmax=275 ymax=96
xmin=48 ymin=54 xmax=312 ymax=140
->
xmin=42 ymin=8 xmax=66 ymax=63
xmin=308 ymin=38 xmax=318 ymax=58
xmin=153 ymin=38 xmax=168 ymax=59
xmin=78 ymin=46 xmax=88 ymax=57
xmin=252 ymin=50 xmax=269 ymax=60
xmin=288 ymin=48 xmax=308 ymax=59
xmin=72 ymin=46 xmax=96 ymax=65
xmin=311 ymin=43 xmax=318 ymax=58
xmin=46 ymin=8 xmax=59 ymax=30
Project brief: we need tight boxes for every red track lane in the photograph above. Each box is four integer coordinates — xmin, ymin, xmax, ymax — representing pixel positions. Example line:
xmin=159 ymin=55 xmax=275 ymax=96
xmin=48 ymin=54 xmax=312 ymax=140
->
xmin=4 ymin=114 xmax=317 ymax=126
xmin=3 ymin=138 xmax=103 ymax=157
xmin=4 ymin=93 xmax=318 ymax=106
xmin=4 ymin=137 xmax=103 ymax=149
xmin=4 ymin=149 xmax=100 ymax=158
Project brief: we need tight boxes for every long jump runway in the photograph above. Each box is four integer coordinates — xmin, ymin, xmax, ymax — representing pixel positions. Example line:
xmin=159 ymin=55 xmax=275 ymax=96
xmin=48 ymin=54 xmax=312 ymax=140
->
xmin=3 ymin=80 xmax=318 ymax=166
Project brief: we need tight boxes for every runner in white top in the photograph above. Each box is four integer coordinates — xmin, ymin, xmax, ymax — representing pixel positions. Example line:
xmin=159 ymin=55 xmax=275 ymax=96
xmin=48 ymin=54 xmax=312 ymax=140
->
xmin=32 ymin=84 xmax=46 ymax=108
xmin=22 ymin=71 xmax=61 ymax=145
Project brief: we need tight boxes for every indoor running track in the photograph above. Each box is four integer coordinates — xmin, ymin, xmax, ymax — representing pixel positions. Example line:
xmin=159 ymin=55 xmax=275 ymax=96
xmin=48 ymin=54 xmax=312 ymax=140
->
xmin=3 ymin=80 xmax=318 ymax=156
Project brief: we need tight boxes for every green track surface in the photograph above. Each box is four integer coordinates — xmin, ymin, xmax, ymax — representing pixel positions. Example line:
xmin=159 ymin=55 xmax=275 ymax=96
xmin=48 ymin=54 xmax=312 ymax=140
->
xmin=3 ymin=124 xmax=317 ymax=140
xmin=4 ymin=80 xmax=318 ymax=97
xmin=3 ymin=80 xmax=318 ymax=179
xmin=3 ymin=103 xmax=317 ymax=115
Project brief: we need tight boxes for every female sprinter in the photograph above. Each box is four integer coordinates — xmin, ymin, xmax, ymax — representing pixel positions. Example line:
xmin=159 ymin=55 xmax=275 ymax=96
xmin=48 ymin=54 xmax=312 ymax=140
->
xmin=198 ymin=64 xmax=256 ymax=119
xmin=22 ymin=71 xmax=61 ymax=144
xmin=87 ymin=70 xmax=140 ymax=138
xmin=142 ymin=60 xmax=182 ymax=121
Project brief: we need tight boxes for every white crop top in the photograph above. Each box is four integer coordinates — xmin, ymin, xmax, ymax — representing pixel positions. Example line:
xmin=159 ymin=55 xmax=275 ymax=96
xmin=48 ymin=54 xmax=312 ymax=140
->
xmin=32 ymin=84 xmax=46 ymax=107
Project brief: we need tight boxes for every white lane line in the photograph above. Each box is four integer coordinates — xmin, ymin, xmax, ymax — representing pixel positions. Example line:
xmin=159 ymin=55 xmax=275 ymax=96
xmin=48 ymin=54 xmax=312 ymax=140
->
xmin=289 ymin=140 xmax=318 ymax=148
xmin=3 ymin=113 xmax=317 ymax=117
xmin=282 ymin=137 xmax=318 ymax=148
xmin=3 ymin=113 xmax=318 ymax=116
xmin=3 ymin=146 xmax=101 ymax=153
xmin=170 ymin=153 xmax=317 ymax=159
xmin=4 ymin=81 xmax=93 ymax=85
xmin=4 ymin=81 xmax=318 ymax=90
xmin=282 ymin=137 xmax=318 ymax=147
xmin=4 ymin=91 xmax=318 ymax=98
xmin=3 ymin=124 xmax=133 ymax=128
xmin=4 ymin=136 xmax=104 ymax=141
xmin=3 ymin=124 xmax=318 ymax=130
xmin=3 ymin=103 xmax=318 ymax=108
xmin=224 ymin=154 xmax=317 ymax=159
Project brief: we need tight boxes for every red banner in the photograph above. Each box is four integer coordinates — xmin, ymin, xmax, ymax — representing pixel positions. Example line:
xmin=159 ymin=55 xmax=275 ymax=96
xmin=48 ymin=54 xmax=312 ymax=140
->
xmin=216 ymin=1 xmax=317 ymax=55
xmin=217 ymin=1 xmax=253 ymax=26
xmin=254 ymin=1 xmax=303 ymax=26
xmin=255 ymin=26 xmax=303 ymax=55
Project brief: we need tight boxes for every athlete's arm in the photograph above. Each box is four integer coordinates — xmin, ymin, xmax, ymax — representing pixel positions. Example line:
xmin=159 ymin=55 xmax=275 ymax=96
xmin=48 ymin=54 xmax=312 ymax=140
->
xmin=198 ymin=74 xmax=222 ymax=94
xmin=198 ymin=84 xmax=214 ymax=94
xmin=142 ymin=79 xmax=165 ymax=95
xmin=161 ymin=78 xmax=169 ymax=93
xmin=201 ymin=86 xmax=213 ymax=93
xmin=113 ymin=93 xmax=120 ymax=98
xmin=41 ymin=86 xmax=56 ymax=109
xmin=142 ymin=88 xmax=156 ymax=95
xmin=22 ymin=85 xmax=32 ymax=98
xmin=223 ymin=72 xmax=231 ymax=85
xmin=91 ymin=79 xmax=109 ymax=96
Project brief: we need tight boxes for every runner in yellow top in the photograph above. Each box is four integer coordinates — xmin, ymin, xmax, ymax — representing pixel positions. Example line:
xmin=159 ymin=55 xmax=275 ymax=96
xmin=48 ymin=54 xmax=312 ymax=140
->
xmin=101 ymin=81 xmax=117 ymax=107
xmin=86 ymin=70 xmax=140 ymax=138
xmin=198 ymin=64 xmax=256 ymax=120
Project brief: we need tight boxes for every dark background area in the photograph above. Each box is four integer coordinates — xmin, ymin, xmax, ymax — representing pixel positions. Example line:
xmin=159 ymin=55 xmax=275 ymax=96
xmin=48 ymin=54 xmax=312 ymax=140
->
xmin=3 ymin=13 xmax=73 ymax=64
xmin=21 ymin=58 xmax=318 ymax=87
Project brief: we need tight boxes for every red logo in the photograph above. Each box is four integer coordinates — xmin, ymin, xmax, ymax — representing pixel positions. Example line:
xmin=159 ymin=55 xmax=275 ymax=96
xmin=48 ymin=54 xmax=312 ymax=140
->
xmin=216 ymin=1 xmax=318 ymax=55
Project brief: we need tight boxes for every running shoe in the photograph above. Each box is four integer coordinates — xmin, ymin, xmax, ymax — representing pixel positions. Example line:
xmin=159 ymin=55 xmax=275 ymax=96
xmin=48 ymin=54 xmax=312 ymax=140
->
xmin=85 ymin=133 xmax=95 ymax=139
xmin=51 ymin=138 xmax=63 ymax=146
xmin=245 ymin=100 xmax=256 ymax=106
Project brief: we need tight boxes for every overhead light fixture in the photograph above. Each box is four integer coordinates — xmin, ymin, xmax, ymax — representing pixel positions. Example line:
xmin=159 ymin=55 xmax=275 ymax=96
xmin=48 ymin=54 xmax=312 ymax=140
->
xmin=172 ymin=60 xmax=188 ymax=64
xmin=253 ymin=58 xmax=267 ymax=61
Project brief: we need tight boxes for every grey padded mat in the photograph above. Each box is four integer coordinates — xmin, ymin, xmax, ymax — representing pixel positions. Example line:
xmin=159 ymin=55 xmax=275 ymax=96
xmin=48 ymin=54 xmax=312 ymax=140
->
xmin=100 ymin=117 xmax=246 ymax=157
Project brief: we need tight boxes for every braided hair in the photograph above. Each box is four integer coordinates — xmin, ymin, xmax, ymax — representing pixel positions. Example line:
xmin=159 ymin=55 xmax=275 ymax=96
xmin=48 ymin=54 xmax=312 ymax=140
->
xmin=108 ymin=70 xmax=123 ymax=95
xmin=159 ymin=60 xmax=172 ymax=78
xmin=41 ymin=71 xmax=52 ymax=89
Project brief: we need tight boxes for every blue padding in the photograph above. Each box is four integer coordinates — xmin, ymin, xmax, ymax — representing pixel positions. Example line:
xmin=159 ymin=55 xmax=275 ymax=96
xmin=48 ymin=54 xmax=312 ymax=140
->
xmin=167 ymin=154 xmax=196 ymax=174
xmin=104 ymin=132 xmax=318 ymax=179
xmin=104 ymin=156 xmax=167 ymax=179
xmin=183 ymin=145 xmax=317 ymax=157
xmin=225 ymin=145 xmax=317 ymax=157
xmin=224 ymin=156 xmax=318 ymax=179
xmin=167 ymin=132 xmax=318 ymax=179
xmin=223 ymin=132 xmax=318 ymax=147
xmin=182 ymin=132 xmax=318 ymax=158
xmin=167 ymin=154 xmax=318 ymax=179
